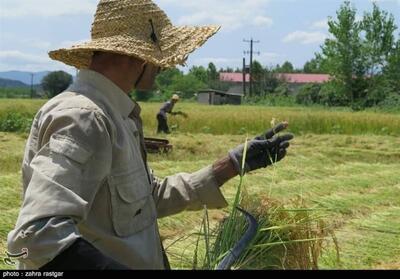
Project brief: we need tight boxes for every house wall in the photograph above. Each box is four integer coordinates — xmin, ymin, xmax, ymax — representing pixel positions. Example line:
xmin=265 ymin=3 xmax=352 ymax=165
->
xmin=198 ymin=91 xmax=242 ymax=105
xmin=227 ymin=84 xmax=248 ymax=95
xmin=198 ymin=93 xmax=211 ymax=104
xmin=226 ymin=95 xmax=242 ymax=105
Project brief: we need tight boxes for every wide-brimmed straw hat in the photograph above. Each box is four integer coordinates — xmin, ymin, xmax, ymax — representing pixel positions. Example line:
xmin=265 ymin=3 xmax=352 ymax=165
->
xmin=49 ymin=0 xmax=220 ymax=69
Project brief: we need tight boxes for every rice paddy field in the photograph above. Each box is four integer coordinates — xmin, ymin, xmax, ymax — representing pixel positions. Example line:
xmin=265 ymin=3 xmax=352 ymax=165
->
xmin=0 ymin=99 xmax=399 ymax=270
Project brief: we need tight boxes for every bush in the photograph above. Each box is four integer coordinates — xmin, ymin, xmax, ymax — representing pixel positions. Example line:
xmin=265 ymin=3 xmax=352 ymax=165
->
xmin=132 ymin=90 xmax=155 ymax=102
xmin=0 ymin=88 xmax=32 ymax=99
xmin=363 ymin=78 xmax=396 ymax=108
xmin=379 ymin=93 xmax=400 ymax=110
xmin=0 ymin=111 xmax=33 ymax=133
xmin=273 ymin=83 xmax=291 ymax=97
xmin=296 ymin=84 xmax=322 ymax=105
xmin=319 ymin=82 xmax=349 ymax=107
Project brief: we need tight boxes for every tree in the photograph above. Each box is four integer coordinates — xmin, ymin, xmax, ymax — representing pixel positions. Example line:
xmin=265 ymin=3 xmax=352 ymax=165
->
xmin=251 ymin=60 xmax=265 ymax=96
xmin=156 ymin=68 xmax=182 ymax=90
xmin=189 ymin=66 xmax=208 ymax=84
xmin=278 ymin=61 xmax=295 ymax=73
xmin=362 ymin=3 xmax=397 ymax=106
xmin=168 ymin=74 xmax=206 ymax=99
xmin=42 ymin=71 xmax=73 ymax=98
xmin=303 ymin=55 xmax=327 ymax=73
xmin=320 ymin=1 xmax=365 ymax=108
xmin=263 ymin=66 xmax=281 ymax=94
xmin=362 ymin=3 xmax=397 ymax=77
xmin=207 ymin=63 xmax=219 ymax=82
xmin=383 ymin=37 xmax=400 ymax=92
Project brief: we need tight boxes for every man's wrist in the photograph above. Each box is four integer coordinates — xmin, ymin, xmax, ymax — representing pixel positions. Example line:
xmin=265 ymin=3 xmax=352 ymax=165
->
xmin=212 ymin=156 xmax=239 ymax=187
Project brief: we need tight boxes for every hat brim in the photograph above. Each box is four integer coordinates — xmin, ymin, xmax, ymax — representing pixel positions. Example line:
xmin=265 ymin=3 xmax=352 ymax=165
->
xmin=49 ymin=25 xmax=220 ymax=69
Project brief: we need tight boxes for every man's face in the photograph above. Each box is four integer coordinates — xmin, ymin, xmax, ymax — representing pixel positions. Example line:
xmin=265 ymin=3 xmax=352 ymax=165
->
xmin=133 ymin=59 xmax=161 ymax=92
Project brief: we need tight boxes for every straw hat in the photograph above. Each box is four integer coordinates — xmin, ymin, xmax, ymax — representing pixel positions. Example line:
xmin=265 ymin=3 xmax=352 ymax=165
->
xmin=49 ymin=0 xmax=220 ymax=70
xmin=172 ymin=94 xmax=180 ymax=101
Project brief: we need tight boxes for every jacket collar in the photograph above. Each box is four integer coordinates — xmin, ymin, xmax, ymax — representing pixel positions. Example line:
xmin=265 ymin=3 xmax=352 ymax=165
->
xmin=74 ymin=69 xmax=136 ymax=119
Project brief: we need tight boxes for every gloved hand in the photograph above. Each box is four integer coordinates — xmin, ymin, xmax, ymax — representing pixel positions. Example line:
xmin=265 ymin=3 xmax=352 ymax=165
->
xmin=229 ymin=122 xmax=294 ymax=175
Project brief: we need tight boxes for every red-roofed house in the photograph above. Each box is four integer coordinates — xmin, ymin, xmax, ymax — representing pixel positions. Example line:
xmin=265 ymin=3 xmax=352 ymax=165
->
xmin=220 ymin=72 xmax=250 ymax=83
xmin=277 ymin=74 xmax=331 ymax=84
xmin=219 ymin=72 xmax=331 ymax=94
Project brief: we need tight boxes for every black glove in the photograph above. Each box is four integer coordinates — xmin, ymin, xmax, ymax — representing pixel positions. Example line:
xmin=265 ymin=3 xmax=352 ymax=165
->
xmin=229 ymin=123 xmax=294 ymax=175
xmin=40 ymin=238 xmax=129 ymax=270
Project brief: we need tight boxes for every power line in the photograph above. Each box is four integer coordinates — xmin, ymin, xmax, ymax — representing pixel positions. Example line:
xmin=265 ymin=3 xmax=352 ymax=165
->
xmin=244 ymin=38 xmax=260 ymax=98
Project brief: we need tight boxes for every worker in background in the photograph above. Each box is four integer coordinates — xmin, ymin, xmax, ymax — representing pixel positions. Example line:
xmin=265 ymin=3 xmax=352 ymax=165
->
xmin=157 ymin=94 xmax=180 ymax=134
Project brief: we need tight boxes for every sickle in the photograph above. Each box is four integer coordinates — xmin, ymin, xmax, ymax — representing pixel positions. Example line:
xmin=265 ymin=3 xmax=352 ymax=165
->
xmin=216 ymin=207 xmax=258 ymax=270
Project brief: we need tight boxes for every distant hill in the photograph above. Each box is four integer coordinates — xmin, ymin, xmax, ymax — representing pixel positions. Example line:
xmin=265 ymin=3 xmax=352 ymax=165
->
xmin=0 ymin=78 xmax=29 ymax=88
xmin=0 ymin=71 xmax=51 ymax=85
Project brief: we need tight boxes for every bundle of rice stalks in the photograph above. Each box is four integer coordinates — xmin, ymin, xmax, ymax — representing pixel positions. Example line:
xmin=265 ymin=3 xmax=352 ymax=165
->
xmin=192 ymin=196 xmax=339 ymax=270
xmin=192 ymin=138 xmax=338 ymax=270
xmin=168 ymin=136 xmax=339 ymax=270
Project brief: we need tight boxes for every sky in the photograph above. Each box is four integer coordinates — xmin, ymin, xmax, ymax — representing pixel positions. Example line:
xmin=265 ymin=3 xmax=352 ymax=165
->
xmin=0 ymin=0 xmax=399 ymax=75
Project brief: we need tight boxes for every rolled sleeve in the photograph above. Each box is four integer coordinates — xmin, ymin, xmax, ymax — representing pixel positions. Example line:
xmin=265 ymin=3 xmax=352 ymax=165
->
xmin=153 ymin=165 xmax=228 ymax=219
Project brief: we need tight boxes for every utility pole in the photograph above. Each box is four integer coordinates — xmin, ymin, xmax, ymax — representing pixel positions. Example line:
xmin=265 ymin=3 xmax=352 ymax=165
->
xmin=30 ymin=73 xmax=34 ymax=99
xmin=244 ymin=38 xmax=260 ymax=98
xmin=242 ymin=57 xmax=246 ymax=97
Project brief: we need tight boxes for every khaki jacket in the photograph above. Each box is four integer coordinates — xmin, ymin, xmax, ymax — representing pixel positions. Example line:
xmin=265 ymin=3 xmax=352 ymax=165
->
xmin=7 ymin=69 xmax=228 ymax=270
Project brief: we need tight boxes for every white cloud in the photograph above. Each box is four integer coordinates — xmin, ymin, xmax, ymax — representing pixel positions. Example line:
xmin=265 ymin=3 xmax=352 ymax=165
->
xmin=283 ymin=31 xmax=328 ymax=45
xmin=252 ymin=16 xmax=273 ymax=27
xmin=0 ymin=51 xmax=49 ymax=64
xmin=312 ymin=19 xmax=329 ymax=30
xmin=0 ymin=0 xmax=96 ymax=18
xmin=1 ymin=33 xmax=53 ymax=51
xmin=0 ymin=50 xmax=75 ymax=74
xmin=156 ymin=0 xmax=273 ymax=31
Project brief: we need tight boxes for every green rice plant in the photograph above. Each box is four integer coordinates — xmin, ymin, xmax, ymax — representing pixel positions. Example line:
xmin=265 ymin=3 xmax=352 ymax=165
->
xmin=1 ymin=100 xmax=400 ymax=136
xmin=190 ymin=134 xmax=338 ymax=270
xmin=192 ymin=196 xmax=339 ymax=270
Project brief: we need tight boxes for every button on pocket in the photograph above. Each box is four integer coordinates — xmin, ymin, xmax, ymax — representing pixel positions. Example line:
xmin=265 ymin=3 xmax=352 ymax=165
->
xmin=108 ymin=168 xmax=157 ymax=237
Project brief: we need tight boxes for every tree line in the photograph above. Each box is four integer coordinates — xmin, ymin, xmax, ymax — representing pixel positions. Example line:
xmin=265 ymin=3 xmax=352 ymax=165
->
xmin=310 ymin=1 xmax=399 ymax=110
xmin=37 ymin=1 xmax=398 ymax=110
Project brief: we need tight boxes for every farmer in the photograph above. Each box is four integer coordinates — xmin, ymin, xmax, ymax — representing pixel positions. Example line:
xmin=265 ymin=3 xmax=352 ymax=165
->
xmin=7 ymin=0 xmax=294 ymax=270
xmin=157 ymin=94 xmax=180 ymax=134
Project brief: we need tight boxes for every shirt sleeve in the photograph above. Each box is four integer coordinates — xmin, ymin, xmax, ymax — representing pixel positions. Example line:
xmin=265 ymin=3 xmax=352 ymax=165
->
xmin=152 ymin=165 xmax=229 ymax=219
xmin=7 ymin=107 xmax=112 ymax=269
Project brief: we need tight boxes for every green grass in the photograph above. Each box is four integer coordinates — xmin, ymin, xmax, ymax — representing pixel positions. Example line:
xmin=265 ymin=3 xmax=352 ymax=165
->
xmin=0 ymin=101 xmax=399 ymax=269
xmin=0 ymin=89 xmax=32 ymax=99
xmin=1 ymin=100 xmax=400 ymax=136
xmin=149 ymin=133 xmax=400 ymax=269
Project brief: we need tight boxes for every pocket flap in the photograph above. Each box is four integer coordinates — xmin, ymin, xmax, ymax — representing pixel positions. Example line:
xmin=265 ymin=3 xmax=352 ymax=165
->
xmin=108 ymin=169 xmax=151 ymax=203
xmin=108 ymin=168 xmax=156 ymax=237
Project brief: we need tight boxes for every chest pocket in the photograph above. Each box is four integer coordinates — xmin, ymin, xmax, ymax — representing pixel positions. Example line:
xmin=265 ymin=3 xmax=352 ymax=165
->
xmin=108 ymin=168 xmax=157 ymax=237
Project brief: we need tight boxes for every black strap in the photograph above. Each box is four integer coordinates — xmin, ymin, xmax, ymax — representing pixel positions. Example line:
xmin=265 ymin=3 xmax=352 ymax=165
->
xmin=134 ymin=64 xmax=148 ymax=88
